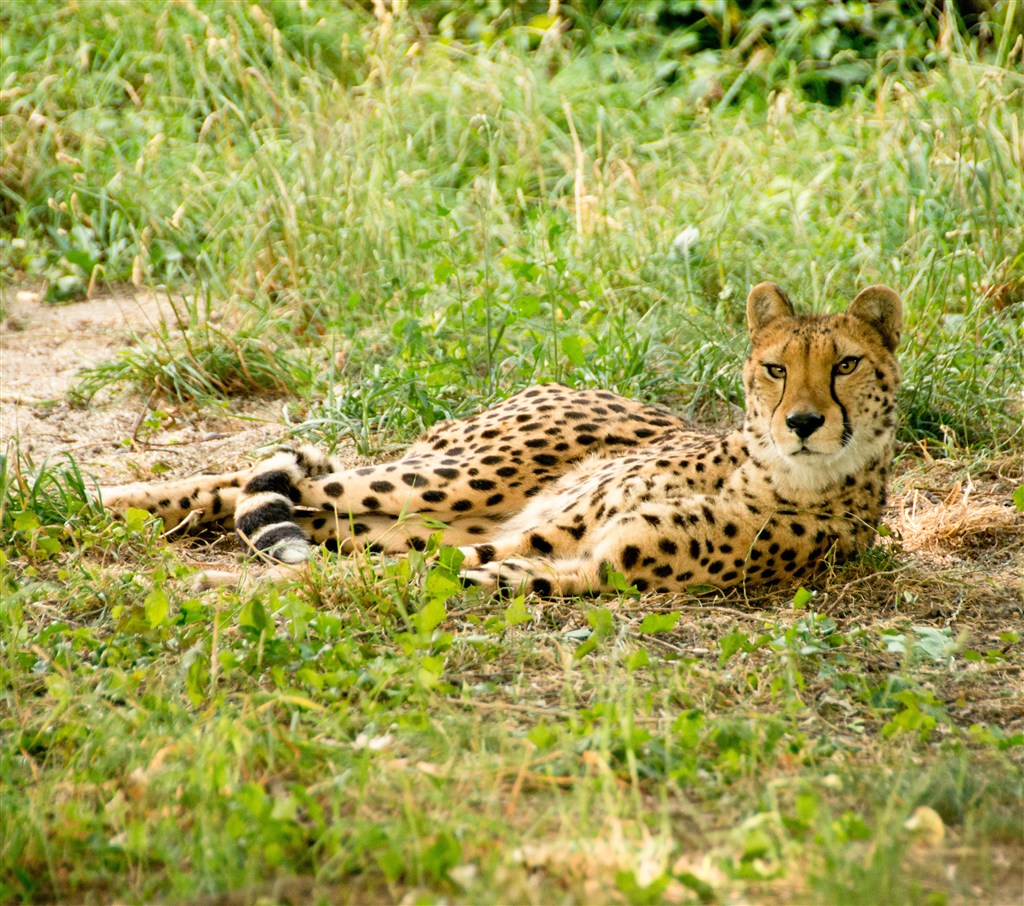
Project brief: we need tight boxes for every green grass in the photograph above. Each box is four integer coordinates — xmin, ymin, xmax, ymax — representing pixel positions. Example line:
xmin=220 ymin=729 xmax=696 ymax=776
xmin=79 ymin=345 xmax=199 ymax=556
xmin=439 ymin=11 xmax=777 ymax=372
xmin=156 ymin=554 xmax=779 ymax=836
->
xmin=2 ymin=2 xmax=1023 ymax=903
xmin=4 ymin=0 xmax=1022 ymax=446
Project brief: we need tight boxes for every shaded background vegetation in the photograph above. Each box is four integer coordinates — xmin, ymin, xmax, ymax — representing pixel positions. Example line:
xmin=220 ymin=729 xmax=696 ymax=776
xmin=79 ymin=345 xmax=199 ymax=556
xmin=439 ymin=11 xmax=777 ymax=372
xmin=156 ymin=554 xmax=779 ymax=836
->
xmin=3 ymin=0 xmax=1021 ymax=452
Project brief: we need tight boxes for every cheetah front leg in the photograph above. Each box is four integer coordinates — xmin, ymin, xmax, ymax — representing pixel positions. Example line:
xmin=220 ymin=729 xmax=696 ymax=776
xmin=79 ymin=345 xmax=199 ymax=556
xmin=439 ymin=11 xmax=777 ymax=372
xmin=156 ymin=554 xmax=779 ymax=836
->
xmin=457 ymin=495 xmax=822 ymax=597
xmin=460 ymin=555 xmax=604 ymax=598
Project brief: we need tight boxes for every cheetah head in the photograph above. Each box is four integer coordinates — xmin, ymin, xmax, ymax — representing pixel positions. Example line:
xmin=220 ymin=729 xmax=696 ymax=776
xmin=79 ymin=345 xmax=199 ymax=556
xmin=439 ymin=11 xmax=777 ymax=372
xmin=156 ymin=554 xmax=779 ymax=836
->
xmin=742 ymin=282 xmax=902 ymax=488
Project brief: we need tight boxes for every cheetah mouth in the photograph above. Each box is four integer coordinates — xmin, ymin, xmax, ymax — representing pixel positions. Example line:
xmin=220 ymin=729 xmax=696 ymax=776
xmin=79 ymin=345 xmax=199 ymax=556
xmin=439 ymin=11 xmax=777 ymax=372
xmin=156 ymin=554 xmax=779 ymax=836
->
xmin=784 ymin=443 xmax=838 ymax=459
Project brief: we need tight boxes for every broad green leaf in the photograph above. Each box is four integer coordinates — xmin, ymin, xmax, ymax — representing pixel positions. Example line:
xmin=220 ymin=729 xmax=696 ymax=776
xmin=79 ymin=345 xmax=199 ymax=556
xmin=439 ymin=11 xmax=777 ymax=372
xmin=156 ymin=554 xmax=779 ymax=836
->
xmin=626 ymin=648 xmax=651 ymax=671
xmin=587 ymin=606 xmax=614 ymax=634
xmin=425 ymin=564 xmax=462 ymax=599
xmin=574 ymin=607 xmax=614 ymax=658
xmin=503 ymin=595 xmax=531 ymax=626
xmin=435 ymin=545 xmax=464 ymax=573
xmin=527 ymin=722 xmax=558 ymax=749
xmin=911 ymin=625 xmax=955 ymax=662
xmin=239 ymin=598 xmax=269 ymax=632
xmin=515 ymin=294 xmax=541 ymax=316
xmin=561 ymin=335 xmax=585 ymax=366
xmin=718 ymin=630 xmax=748 ymax=664
xmin=37 ymin=536 xmax=63 ymax=556
xmin=638 ymin=612 xmax=679 ymax=634
xmin=124 ymin=507 xmax=151 ymax=533
xmin=145 ymin=587 xmax=169 ymax=628
xmin=417 ymin=597 xmax=447 ymax=635
xmin=13 ymin=511 xmax=40 ymax=532
xmin=185 ymin=654 xmax=207 ymax=705
xmin=421 ymin=655 xmax=445 ymax=676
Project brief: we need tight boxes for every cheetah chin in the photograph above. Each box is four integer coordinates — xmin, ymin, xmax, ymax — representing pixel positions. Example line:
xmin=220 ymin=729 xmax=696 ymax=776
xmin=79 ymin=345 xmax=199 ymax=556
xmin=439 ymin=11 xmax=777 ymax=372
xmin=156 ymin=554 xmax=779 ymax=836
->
xmin=100 ymin=282 xmax=901 ymax=597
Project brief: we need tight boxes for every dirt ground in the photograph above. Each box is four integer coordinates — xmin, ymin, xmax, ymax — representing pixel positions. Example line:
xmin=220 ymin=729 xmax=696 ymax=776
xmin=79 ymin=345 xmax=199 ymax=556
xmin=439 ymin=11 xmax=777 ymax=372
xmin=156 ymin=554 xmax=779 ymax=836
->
xmin=3 ymin=286 xmax=1022 ymax=660
xmin=1 ymin=287 xmax=287 ymax=482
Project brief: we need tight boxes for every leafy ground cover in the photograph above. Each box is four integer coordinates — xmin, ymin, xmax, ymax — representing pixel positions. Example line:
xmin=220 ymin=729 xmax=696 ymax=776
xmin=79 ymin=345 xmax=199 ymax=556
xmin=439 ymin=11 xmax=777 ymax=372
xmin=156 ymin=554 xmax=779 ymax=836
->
xmin=2 ymin=2 xmax=1022 ymax=903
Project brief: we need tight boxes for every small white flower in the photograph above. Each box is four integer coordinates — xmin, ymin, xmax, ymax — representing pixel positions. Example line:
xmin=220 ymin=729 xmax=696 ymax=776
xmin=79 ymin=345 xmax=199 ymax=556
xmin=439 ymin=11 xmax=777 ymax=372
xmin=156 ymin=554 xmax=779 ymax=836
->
xmin=671 ymin=226 xmax=700 ymax=258
xmin=353 ymin=732 xmax=394 ymax=751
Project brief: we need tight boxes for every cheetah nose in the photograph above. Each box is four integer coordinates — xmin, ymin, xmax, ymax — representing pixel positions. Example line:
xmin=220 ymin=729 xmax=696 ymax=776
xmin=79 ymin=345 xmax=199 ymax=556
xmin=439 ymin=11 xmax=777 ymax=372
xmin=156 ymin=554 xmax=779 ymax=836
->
xmin=786 ymin=411 xmax=825 ymax=439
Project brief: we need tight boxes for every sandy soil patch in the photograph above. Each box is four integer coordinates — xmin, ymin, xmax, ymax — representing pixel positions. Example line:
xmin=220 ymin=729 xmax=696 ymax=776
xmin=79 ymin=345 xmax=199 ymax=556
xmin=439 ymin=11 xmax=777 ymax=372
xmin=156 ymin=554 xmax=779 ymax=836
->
xmin=1 ymin=287 xmax=287 ymax=483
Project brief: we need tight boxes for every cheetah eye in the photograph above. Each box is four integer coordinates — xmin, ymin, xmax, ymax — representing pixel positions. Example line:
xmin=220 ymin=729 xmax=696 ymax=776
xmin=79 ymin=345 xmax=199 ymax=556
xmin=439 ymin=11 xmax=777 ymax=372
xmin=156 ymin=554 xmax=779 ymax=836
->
xmin=834 ymin=356 xmax=861 ymax=376
xmin=764 ymin=364 xmax=786 ymax=380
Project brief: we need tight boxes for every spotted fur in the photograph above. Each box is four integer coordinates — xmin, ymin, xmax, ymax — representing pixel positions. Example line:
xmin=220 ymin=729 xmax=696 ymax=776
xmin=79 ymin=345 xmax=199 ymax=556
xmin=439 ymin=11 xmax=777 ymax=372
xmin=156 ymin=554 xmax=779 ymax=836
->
xmin=100 ymin=283 xmax=902 ymax=596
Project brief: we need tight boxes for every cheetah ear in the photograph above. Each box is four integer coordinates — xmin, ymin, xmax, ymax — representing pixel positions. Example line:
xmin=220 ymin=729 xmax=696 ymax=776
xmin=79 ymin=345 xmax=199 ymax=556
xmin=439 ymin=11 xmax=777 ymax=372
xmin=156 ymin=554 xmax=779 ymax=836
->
xmin=848 ymin=285 xmax=902 ymax=352
xmin=746 ymin=283 xmax=795 ymax=335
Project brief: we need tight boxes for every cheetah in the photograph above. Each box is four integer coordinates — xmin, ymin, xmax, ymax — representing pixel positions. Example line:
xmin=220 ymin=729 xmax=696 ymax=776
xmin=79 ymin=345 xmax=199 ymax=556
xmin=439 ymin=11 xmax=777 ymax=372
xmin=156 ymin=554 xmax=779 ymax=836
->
xmin=100 ymin=283 xmax=902 ymax=596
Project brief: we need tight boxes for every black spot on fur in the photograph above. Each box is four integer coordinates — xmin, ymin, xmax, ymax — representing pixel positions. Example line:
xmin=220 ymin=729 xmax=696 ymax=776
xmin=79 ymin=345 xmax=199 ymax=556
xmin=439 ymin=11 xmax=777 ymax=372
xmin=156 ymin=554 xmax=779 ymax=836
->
xmin=604 ymin=434 xmax=638 ymax=447
xmin=531 ymin=578 xmax=552 ymax=597
xmin=621 ymin=545 xmax=640 ymax=569
xmin=530 ymin=534 xmax=553 ymax=554
xmin=370 ymin=480 xmax=395 ymax=494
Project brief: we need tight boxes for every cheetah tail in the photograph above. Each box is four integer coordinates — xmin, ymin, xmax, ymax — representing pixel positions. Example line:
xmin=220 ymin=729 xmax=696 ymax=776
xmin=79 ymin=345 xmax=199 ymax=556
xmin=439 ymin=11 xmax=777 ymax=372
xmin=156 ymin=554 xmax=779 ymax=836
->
xmin=234 ymin=449 xmax=314 ymax=564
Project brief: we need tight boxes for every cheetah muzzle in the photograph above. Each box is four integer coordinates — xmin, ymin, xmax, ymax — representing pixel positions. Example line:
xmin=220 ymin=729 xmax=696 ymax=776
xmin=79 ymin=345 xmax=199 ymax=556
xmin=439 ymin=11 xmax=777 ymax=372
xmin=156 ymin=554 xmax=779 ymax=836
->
xmin=100 ymin=282 xmax=902 ymax=597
